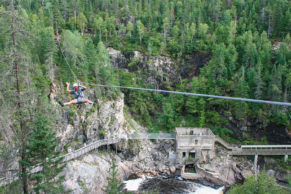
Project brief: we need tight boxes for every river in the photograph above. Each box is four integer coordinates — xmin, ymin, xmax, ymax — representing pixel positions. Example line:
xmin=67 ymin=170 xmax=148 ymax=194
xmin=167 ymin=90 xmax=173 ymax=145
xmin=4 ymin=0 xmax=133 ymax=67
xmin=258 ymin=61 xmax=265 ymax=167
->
xmin=123 ymin=176 xmax=224 ymax=194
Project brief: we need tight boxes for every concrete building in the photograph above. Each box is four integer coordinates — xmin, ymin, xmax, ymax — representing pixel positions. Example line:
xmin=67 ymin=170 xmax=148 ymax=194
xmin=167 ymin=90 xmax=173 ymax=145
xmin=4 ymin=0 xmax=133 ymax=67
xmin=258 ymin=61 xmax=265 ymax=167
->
xmin=176 ymin=127 xmax=216 ymax=163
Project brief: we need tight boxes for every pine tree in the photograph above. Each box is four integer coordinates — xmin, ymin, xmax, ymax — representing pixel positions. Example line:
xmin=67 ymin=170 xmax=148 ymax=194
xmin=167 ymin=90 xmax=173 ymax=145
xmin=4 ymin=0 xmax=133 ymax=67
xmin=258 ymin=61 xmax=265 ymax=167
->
xmin=62 ymin=30 xmax=85 ymax=76
xmin=96 ymin=41 xmax=119 ymax=98
xmin=0 ymin=1 xmax=37 ymax=192
xmin=159 ymin=101 xmax=176 ymax=132
xmin=85 ymin=38 xmax=97 ymax=82
xmin=77 ymin=12 xmax=88 ymax=35
xmin=136 ymin=20 xmax=145 ymax=44
xmin=93 ymin=16 xmax=104 ymax=40
xmin=162 ymin=17 xmax=170 ymax=39
xmin=229 ymin=172 xmax=286 ymax=194
xmin=22 ymin=115 xmax=66 ymax=193
xmin=52 ymin=0 xmax=65 ymax=31
xmin=104 ymin=161 xmax=124 ymax=194
xmin=126 ymin=21 xmax=134 ymax=38
xmin=38 ymin=27 xmax=57 ymax=81
xmin=198 ymin=99 xmax=206 ymax=127
xmin=234 ymin=68 xmax=249 ymax=120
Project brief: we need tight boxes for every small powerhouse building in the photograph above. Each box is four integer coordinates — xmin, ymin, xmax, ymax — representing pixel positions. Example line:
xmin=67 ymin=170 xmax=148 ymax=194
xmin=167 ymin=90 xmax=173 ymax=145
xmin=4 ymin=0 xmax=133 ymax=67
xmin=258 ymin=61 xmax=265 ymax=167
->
xmin=176 ymin=127 xmax=216 ymax=162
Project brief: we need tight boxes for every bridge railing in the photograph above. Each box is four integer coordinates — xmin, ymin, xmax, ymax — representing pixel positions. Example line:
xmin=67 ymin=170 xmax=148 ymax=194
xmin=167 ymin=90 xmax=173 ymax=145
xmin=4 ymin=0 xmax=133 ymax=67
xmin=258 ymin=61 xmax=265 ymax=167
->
xmin=128 ymin=133 xmax=176 ymax=139
xmin=241 ymin=145 xmax=291 ymax=149
xmin=0 ymin=138 xmax=121 ymax=187
xmin=214 ymin=136 xmax=236 ymax=150
xmin=231 ymin=145 xmax=291 ymax=155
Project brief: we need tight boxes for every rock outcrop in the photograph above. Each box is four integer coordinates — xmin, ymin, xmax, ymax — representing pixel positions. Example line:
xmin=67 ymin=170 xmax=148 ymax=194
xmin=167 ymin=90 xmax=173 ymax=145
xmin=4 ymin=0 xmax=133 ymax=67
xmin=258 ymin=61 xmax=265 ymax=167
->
xmin=108 ymin=48 xmax=177 ymax=87
xmin=47 ymin=84 xmax=177 ymax=193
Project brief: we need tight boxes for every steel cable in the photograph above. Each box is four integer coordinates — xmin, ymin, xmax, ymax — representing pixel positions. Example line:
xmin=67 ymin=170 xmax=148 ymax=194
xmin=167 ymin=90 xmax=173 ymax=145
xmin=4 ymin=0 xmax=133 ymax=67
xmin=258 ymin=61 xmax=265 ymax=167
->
xmin=58 ymin=41 xmax=291 ymax=107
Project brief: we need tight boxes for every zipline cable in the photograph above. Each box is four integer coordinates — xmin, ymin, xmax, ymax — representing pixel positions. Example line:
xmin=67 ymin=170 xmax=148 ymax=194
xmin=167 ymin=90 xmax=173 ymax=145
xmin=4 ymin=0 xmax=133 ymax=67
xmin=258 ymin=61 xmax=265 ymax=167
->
xmin=58 ymin=40 xmax=291 ymax=107
xmin=58 ymin=42 xmax=78 ymax=80
xmin=81 ymin=82 xmax=291 ymax=107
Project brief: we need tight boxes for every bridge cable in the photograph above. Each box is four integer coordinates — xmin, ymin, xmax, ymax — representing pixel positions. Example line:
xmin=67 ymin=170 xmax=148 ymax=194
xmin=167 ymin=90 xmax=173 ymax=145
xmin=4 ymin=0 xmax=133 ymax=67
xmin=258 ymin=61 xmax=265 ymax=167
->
xmin=58 ymin=41 xmax=291 ymax=107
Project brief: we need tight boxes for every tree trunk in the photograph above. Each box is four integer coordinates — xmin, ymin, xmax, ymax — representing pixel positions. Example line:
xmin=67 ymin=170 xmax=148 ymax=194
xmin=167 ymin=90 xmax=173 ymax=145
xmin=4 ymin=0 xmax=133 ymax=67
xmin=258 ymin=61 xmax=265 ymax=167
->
xmin=11 ymin=0 xmax=28 ymax=193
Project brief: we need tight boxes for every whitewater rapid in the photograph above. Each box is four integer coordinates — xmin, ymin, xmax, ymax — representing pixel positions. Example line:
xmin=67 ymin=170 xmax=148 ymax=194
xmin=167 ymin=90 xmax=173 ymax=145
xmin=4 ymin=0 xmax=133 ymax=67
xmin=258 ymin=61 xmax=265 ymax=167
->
xmin=124 ymin=177 xmax=224 ymax=194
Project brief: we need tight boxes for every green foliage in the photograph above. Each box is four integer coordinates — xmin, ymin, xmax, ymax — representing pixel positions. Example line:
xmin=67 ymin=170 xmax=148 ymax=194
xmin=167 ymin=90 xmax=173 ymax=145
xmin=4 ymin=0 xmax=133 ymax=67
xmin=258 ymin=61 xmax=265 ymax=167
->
xmin=99 ymin=130 xmax=107 ymax=136
xmin=0 ymin=0 xmax=290 ymax=168
xmin=229 ymin=172 xmax=288 ymax=194
xmin=104 ymin=161 xmax=125 ymax=194
xmin=20 ymin=115 xmax=66 ymax=193
xmin=159 ymin=101 xmax=176 ymax=132
xmin=96 ymin=41 xmax=119 ymax=98
xmin=0 ymin=181 xmax=22 ymax=194
xmin=67 ymin=109 xmax=75 ymax=125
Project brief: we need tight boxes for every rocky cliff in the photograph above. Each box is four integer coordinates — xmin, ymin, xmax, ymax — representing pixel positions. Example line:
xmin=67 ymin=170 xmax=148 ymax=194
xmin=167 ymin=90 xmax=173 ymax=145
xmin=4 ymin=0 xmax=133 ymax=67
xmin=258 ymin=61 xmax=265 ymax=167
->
xmin=47 ymin=50 xmax=289 ymax=193
xmin=48 ymin=84 xmax=178 ymax=193
xmin=1 ymin=49 xmax=289 ymax=193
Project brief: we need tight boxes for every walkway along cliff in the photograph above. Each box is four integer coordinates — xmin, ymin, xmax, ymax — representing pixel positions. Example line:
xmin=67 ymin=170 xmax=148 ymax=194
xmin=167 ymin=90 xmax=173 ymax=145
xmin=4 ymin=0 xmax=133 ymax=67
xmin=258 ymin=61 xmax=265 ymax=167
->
xmin=1 ymin=128 xmax=290 ymax=187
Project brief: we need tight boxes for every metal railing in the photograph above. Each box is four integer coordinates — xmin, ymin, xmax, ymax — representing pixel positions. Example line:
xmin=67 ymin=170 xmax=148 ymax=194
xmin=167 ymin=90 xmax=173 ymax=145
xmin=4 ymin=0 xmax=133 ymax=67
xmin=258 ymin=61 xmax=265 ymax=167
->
xmin=1 ymin=132 xmax=290 ymax=186
xmin=0 ymin=138 xmax=121 ymax=186
xmin=128 ymin=133 xmax=176 ymax=139
xmin=231 ymin=145 xmax=291 ymax=155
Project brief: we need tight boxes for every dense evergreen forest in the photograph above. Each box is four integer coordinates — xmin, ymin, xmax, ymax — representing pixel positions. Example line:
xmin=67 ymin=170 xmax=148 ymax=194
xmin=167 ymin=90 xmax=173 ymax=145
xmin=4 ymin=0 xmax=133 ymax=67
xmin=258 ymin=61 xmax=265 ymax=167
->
xmin=1 ymin=0 xmax=291 ymax=144
xmin=0 ymin=0 xmax=291 ymax=193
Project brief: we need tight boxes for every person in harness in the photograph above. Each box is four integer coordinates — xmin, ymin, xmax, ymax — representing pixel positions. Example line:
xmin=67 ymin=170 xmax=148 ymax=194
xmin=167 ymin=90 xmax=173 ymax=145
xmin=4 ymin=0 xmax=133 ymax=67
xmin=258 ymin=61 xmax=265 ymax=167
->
xmin=59 ymin=82 xmax=94 ymax=106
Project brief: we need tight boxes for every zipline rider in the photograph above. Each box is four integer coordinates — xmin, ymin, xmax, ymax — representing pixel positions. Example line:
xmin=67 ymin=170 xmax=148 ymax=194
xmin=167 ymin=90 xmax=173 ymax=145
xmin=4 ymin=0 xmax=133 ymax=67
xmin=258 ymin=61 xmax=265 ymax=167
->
xmin=59 ymin=82 xmax=95 ymax=106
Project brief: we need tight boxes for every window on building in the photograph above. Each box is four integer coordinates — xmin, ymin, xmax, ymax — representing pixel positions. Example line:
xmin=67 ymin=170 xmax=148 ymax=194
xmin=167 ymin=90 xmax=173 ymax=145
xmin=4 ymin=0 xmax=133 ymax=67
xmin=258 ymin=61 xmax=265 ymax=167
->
xmin=189 ymin=152 xmax=195 ymax=159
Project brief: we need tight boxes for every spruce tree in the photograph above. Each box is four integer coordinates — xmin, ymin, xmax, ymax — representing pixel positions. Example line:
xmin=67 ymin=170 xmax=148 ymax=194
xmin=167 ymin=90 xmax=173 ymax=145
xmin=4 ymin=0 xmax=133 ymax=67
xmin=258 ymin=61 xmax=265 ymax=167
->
xmin=104 ymin=161 xmax=124 ymax=194
xmin=229 ymin=172 xmax=286 ymax=194
xmin=96 ymin=41 xmax=119 ymax=98
xmin=0 ymin=1 xmax=38 ymax=192
xmin=159 ymin=101 xmax=176 ymax=132
xmin=136 ymin=20 xmax=145 ymax=44
xmin=22 ymin=115 xmax=66 ymax=194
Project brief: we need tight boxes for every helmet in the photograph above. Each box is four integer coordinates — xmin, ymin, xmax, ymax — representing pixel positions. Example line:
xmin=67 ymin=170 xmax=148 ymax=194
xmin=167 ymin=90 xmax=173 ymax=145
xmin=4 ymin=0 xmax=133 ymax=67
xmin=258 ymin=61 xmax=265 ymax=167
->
xmin=73 ymin=83 xmax=78 ymax=88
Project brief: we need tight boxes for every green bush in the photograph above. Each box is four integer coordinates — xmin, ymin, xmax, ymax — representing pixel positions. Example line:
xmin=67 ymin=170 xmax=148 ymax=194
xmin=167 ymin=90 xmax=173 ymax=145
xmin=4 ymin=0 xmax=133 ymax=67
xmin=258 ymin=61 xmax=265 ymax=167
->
xmin=229 ymin=172 xmax=288 ymax=194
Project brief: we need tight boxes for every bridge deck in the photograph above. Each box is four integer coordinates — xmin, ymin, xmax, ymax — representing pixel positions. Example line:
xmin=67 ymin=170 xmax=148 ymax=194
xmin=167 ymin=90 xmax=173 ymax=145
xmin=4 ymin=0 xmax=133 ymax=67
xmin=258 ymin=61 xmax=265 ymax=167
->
xmin=0 ymin=138 xmax=121 ymax=186
xmin=1 ymin=132 xmax=290 ymax=186
xmin=128 ymin=133 xmax=176 ymax=139
xmin=231 ymin=145 xmax=291 ymax=155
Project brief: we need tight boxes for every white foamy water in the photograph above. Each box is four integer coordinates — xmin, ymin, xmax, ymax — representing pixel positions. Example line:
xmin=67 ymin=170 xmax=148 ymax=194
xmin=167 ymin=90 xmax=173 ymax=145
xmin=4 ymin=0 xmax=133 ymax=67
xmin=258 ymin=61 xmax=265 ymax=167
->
xmin=192 ymin=185 xmax=224 ymax=194
xmin=123 ymin=177 xmax=224 ymax=193
xmin=123 ymin=178 xmax=144 ymax=191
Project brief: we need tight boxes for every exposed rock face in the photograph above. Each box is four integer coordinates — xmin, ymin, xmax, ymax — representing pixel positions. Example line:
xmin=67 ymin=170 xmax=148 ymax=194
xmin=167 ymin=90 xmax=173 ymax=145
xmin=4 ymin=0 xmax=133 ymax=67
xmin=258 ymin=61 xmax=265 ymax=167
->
xmin=47 ymin=84 xmax=177 ymax=193
xmin=107 ymin=48 xmax=177 ymax=87
xmin=63 ymin=154 xmax=111 ymax=193
xmin=61 ymin=138 xmax=176 ymax=193
xmin=48 ymin=84 xmax=134 ymax=151
xmin=200 ymin=155 xmax=252 ymax=185
xmin=62 ymin=153 xmax=134 ymax=194
xmin=107 ymin=47 xmax=127 ymax=68
xmin=180 ymin=52 xmax=211 ymax=78
xmin=181 ymin=145 xmax=254 ymax=186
